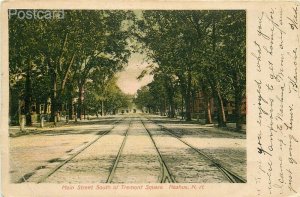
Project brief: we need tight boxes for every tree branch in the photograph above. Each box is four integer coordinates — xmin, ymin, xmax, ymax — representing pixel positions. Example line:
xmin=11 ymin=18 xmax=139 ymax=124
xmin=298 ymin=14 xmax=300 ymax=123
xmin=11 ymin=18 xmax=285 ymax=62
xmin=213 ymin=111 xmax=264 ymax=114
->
xmin=61 ymin=53 xmax=75 ymax=91
xmin=58 ymin=33 xmax=69 ymax=73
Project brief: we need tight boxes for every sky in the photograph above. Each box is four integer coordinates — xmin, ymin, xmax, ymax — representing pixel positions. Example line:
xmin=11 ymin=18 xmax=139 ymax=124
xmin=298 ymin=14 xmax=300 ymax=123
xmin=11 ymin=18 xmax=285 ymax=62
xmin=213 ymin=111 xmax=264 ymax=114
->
xmin=116 ymin=53 xmax=153 ymax=95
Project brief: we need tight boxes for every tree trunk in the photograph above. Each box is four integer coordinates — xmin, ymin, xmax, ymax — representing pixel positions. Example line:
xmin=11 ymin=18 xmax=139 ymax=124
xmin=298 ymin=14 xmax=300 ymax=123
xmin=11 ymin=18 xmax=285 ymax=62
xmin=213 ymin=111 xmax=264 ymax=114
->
xmin=210 ymin=16 xmax=226 ymax=126
xmin=50 ymin=59 xmax=58 ymax=122
xmin=50 ymin=93 xmax=57 ymax=122
xmin=168 ymin=96 xmax=175 ymax=118
xmin=68 ymin=97 xmax=73 ymax=120
xmin=160 ymin=101 xmax=164 ymax=116
xmin=36 ymin=101 xmax=40 ymax=114
xmin=164 ymin=77 xmax=175 ymax=118
xmin=201 ymin=81 xmax=212 ymax=124
xmin=77 ymin=83 xmax=83 ymax=120
xmin=235 ymin=96 xmax=242 ymax=131
xmin=101 ymin=100 xmax=104 ymax=116
xmin=44 ymin=100 xmax=48 ymax=114
xmin=202 ymin=85 xmax=212 ymax=124
xmin=164 ymin=97 xmax=167 ymax=116
xmin=207 ymin=77 xmax=226 ymax=127
xmin=181 ymin=94 xmax=184 ymax=120
xmin=24 ymin=61 xmax=32 ymax=126
xmin=83 ymin=105 xmax=86 ymax=119
xmin=234 ymin=73 xmax=243 ymax=131
xmin=185 ymin=67 xmax=192 ymax=121
xmin=58 ymin=53 xmax=75 ymax=119
xmin=9 ymin=86 xmax=14 ymax=123
xmin=185 ymin=94 xmax=191 ymax=121
xmin=207 ymin=99 xmax=213 ymax=124
xmin=191 ymin=87 xmax=195 ymax=114
xmin=56 ymin=95 xmax=62 ymax=122
xmin=215 ymin=89 xmax=226 ymax=127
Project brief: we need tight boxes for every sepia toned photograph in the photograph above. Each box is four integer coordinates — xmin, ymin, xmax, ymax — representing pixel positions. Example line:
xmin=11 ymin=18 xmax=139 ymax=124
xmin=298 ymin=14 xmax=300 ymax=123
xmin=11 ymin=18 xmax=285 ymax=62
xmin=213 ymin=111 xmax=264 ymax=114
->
xmin=7 ymin=9 xmax=247 ymax=185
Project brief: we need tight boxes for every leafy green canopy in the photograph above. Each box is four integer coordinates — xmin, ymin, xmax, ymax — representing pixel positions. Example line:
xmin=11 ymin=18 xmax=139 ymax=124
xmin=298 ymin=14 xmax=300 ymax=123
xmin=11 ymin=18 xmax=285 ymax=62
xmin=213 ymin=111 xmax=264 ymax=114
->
xmin=134 ymin=10 xmax=246 ymax=117
xmin=9 ymin=10 xmax=134 ymax=118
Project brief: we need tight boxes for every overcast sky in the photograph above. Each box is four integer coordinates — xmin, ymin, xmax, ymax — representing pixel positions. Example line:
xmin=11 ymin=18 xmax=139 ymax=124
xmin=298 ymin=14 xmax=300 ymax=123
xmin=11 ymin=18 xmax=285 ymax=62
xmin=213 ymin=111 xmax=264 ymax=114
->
xmin=116 ymin=53 xmax=153 ymax=95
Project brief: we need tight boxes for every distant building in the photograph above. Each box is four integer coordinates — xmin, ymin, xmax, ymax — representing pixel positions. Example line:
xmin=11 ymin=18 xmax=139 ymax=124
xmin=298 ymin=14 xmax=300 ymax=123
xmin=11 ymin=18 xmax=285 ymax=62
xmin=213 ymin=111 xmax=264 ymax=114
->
xmin=190 ymin=91 xmax=246 ymax=123
xmin=117 ymin=103 xmax=141 ymax=114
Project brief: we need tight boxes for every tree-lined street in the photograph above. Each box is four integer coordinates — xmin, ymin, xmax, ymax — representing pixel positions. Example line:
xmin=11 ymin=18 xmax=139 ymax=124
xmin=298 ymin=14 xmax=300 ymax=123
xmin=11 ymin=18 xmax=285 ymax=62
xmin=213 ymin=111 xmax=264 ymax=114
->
xmin=9 ymin=10 xmax=246 ymax=184
xmin=133 ymin=11 xmax=246 ymax=130
xmin=10 ymin=10 xmax=246 ymax=131
xmin=10 ymin=114 xmax=246 ymax=183
xmin=10 ymin=10 xmax=133 ymax=125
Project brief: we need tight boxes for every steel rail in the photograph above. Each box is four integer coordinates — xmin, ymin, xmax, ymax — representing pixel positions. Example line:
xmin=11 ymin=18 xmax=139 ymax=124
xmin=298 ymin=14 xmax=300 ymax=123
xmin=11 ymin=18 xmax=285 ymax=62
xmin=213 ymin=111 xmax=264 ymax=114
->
xmin=141 ymin=119 xmax=176 ymax=183
xmin=146 ymin=117 xmax=246 ymax=183
xmin=106 ymin=119 xmax=132 ymax=183
xmin=37 ymin=117 xmax=125 ymax=183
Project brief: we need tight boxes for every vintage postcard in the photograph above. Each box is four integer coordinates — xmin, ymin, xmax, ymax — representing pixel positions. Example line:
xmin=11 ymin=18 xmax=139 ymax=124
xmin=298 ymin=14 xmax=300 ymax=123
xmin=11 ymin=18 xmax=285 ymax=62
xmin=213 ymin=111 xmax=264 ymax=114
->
xmin=1 ymin=0 xmax=299 ymax=197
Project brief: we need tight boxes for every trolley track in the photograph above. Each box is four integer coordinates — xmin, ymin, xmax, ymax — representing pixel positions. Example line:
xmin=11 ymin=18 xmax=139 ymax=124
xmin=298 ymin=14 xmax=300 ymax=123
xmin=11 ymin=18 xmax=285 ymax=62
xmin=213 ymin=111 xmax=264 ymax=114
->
xmin=106 ymin=119 xmax=132 ymax=183
xmin=36 ymin=117 xmax=126 ymax=183
xmin=143 ymin=117 xmax=246 ymax=183
xmin=33 ymin=115 xmax=245 ymax=183
xmin=141 ymin=120 xmax=176 ymax=183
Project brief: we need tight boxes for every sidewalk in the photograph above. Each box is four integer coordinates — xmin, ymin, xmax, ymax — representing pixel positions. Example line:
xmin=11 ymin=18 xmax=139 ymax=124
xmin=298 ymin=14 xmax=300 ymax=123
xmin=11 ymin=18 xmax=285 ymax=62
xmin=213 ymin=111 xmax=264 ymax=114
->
xmin=9 ymin=120 xmax=75 ymax=137
xmin=9 ymin=115 xmax=126 ymax=137
xmin=8 ymin=117 xmax=109 ymax=137
xmin=151 ymin=115 xmax=246 ymax=134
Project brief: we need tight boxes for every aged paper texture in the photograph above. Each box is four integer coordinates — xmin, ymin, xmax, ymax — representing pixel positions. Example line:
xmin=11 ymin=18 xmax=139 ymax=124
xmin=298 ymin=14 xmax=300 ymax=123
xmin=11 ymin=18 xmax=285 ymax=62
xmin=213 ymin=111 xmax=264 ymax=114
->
xmin=1 ymin=1 xmax=300 ymax=197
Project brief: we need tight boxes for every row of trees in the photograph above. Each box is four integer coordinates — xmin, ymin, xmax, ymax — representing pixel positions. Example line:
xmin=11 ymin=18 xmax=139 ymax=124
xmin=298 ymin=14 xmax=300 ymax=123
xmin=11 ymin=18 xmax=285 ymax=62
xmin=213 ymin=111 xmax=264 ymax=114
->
xmin=9 ymin=10 xmax=133 ymax=125
xmin=133 ymin=10 xmax=246 ymax=130
xmin=9 ymin=10 xmax=246 ymax=130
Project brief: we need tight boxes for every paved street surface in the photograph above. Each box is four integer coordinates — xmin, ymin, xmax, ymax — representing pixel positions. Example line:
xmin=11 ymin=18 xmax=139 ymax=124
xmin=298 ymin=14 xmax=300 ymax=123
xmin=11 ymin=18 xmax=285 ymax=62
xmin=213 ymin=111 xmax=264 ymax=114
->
xmin=9 ymin=114 xmax=246 ymax=183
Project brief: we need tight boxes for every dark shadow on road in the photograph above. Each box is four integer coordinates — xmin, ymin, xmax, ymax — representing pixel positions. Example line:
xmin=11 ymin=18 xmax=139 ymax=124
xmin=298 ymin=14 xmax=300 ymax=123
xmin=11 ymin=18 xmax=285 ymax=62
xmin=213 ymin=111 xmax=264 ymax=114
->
xmin=144 ymin=117 xmax=246 ymax=139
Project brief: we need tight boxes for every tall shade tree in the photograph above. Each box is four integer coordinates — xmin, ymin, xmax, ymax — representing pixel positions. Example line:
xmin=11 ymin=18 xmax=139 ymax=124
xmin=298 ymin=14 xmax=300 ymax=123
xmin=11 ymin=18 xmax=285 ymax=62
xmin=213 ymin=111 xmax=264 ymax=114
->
xmin=9 ymin=10 xmax=133 ymax=124
xmin=133 ymin=10 xmax=246 ymax=129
